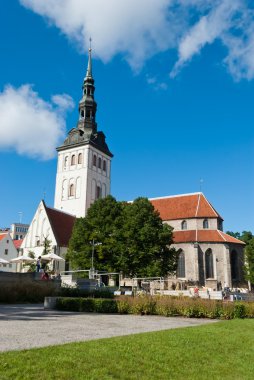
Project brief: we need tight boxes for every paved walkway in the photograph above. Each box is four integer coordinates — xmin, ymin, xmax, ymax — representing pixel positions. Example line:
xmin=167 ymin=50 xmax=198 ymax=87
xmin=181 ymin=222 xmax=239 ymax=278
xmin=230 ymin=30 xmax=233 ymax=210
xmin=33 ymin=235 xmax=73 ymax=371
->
xmin=0 ymin=304 xmax=217 ymax=352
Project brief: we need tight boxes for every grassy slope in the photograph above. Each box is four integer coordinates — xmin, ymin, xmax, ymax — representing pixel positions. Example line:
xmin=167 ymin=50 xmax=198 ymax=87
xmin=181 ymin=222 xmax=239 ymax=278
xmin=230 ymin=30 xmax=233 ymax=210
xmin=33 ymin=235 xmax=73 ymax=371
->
xmin=0 ymin=319 xmax=253 ymax=380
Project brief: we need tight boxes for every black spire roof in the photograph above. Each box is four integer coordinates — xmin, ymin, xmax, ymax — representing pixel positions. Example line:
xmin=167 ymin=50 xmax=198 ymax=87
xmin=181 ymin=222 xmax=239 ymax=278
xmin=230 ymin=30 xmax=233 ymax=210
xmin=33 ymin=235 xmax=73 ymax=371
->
xmin=57 ymin=47 xmax=113 ymax=157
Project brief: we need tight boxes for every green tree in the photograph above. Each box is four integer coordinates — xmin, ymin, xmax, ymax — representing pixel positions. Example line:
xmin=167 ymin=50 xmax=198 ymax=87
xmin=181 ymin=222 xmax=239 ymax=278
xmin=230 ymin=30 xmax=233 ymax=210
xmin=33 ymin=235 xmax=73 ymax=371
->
xmin=67 ymin=196 xmax=178 ymax=277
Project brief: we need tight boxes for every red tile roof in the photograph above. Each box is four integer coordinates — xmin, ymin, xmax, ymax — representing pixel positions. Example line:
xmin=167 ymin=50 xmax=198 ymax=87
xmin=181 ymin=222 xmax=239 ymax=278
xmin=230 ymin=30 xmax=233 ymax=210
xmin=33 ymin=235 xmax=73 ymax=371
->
xmin=13 ymin=239 xmax=23 ymax=249
xmin=44 ymin=202 xmax=76 ymax=247
xmin=150 ymin=193 xmax=223 ymax=221
xmin=0 ymin=233 xmax=8 ymax=241
xmin=173 ymin=230 xmax=245 ymax=245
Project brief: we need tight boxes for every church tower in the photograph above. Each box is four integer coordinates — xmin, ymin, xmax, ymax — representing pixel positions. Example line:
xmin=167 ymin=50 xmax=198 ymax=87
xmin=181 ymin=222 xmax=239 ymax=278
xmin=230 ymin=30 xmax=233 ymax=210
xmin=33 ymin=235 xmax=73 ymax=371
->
xmin=54 ymin=47 xmax=113 ymax=217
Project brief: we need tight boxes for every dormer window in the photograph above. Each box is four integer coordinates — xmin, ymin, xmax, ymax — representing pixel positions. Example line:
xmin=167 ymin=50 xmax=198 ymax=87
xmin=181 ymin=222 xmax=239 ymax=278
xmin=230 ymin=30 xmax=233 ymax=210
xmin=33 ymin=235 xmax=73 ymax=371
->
xmin=181 ymin=220 xmax=187 ymax=230
xmin=203 ymin=219 xmax=209 ymax=229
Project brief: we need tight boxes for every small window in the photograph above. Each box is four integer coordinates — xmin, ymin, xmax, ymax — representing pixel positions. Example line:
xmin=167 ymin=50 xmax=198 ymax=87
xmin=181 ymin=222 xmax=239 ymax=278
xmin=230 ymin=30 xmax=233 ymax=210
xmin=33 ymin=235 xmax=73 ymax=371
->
xmin=218 ymin=220 xmax=223 ymax=231
xmin=36 ymin=240 xmax=40 ymax=247
xmin=181 ymin=220 xmax=187 ymax=230
xmin=69 ymin=184 xmax=75 ymax=197
xmin=93 ymin=154 xmax=97 ymax=167
xmin=98 ymin=157 xmax=102 ymax=169
xmin=103 ymin=160 xmax=107 ymax=172
xmin=80 ymin=110 xmax=84 ymax=118
xmin=9 ymin=264 xmax=12 ymax=268
xmin=86 ymin=110 xmax=91 ymax=119
xmin=6 ymin=240 xmax=9 ymax=243
xmin=4 ymin=249 xmax=8 ymax=255
xmin=203 ymin=219 xmax=209 ymax=229
xmin=78 ymin=153 xmax=82 ymax=164
xmin=64 ymin=157 xmax=68 ymax=168
xmin=71 ymin=155 xmax=76 ymax=166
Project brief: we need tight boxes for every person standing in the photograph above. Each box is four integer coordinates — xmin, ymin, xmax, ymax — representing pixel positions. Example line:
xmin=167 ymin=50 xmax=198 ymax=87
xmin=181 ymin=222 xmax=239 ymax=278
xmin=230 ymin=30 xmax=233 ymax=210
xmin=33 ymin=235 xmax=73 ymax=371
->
xmin=36 ymin=256 xmax=41 ymax=272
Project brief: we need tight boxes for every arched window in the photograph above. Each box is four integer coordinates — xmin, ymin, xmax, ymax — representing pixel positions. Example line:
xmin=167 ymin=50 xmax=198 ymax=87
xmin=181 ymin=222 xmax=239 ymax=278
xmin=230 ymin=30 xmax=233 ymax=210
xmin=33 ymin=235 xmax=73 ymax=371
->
xmin=78 ymin=153 xmax=82 ymax=164
xmin=177 ymin=250 xmax=185 ymax=278
xmin=80 ymin=110 xmax=84 ymax=118
xmin=181 ymin=220 xmax=187 ymax=230
xmin=69 ymin=184 xmax=75 ymax=197
xmin=103 ymin=160 xmax=107 ymax=172
xmin=93 ymin=154 xmax=97 ymax=167
xmin=205 ymin=249 xmax=214 ymax=279
xmin=71 ymin=155 xmax=75 ymax=166
xmin=64 ymin=156 xmax=68 ymax=168
xmin=98 ymin=157 xmax=102 ymax=169
xmin=203 ymin=219 xmax=209 ymax=229
xmin=96 ymin=186 xmax=101 ymax=200
xmin=230 ymin=250 xmax=238 ymax=280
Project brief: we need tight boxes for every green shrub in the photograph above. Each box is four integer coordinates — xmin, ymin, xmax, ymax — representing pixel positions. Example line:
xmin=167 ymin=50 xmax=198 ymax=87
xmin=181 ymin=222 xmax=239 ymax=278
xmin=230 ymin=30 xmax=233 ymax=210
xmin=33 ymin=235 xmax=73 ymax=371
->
xmin=56 ymin=297 xmax=118 ymax=313
xmin=55 ymin=295 xmax=254 ymax=319
xmin=58 ymin=287 xmax=114 ymax=299
xmin=94 ymin=299 xmax=118 ymax=313
xmin=233 ymin=303 xmax=246 ymax=319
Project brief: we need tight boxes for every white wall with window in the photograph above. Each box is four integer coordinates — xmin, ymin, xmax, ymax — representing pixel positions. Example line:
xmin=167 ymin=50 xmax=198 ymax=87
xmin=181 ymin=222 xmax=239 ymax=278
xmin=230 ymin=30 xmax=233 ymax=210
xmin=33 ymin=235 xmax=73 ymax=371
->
xmin=0 ymin=232 xmax=18 ymax=272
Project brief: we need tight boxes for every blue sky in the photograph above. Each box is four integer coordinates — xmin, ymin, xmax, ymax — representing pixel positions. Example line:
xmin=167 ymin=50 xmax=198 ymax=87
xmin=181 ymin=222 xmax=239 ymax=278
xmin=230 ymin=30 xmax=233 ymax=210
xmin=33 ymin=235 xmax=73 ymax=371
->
xmin=0 ymin=0 xmax=253 ymax=233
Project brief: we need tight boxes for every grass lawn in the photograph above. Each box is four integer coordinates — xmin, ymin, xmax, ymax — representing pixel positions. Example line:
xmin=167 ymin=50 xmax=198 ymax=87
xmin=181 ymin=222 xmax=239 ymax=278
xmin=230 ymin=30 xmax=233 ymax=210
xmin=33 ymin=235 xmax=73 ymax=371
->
xmin=0 ymin=319 xmax=253 ymax=380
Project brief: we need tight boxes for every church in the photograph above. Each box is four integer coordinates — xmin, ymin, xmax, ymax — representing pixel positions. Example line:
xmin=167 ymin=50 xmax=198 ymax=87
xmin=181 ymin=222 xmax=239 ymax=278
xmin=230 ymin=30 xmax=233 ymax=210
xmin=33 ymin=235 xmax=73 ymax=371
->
xmin=21 ymin=49 xmax=245 ymax=289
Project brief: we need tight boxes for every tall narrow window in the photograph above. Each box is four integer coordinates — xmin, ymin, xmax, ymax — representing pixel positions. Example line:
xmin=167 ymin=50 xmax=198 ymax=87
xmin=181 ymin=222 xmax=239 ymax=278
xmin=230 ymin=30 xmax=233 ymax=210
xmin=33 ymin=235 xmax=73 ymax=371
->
xmin=98 ymin=157 xmax=102 ymax=169
xmin=205 ymin=249 xmax=214 ymax=278
xmin=181 ymin=220 xmax=187 ymax=230
xmin=177 ymin=251 xmax=185 ymax=278
xmin=203 ymin=219 xmax=209 ymax=229
xmin=78 ymin=153 xmax=82 ymax=164
xmin=96 ymin=186 xmax=101 ymax=200
xmin=71 ymin=155 xmax=75 ymax=166
xmin=93 ymin=154 xmax=97 ymax=167
xmin=230 ymin=251 xmax=238 ymax=280
xmin=103 ymin=160 xmax=107 ymax=172
xmin=64 ymin=157 xmax=68 ymax=169
xmin=69 ymin=184 xmax=75 ymax=197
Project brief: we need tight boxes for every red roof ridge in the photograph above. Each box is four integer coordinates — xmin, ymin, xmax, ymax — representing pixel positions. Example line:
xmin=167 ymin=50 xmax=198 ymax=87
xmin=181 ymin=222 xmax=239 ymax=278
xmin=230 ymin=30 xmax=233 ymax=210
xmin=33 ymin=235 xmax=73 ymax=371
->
xmin=217 ymin=229 xmax=227 ymax=242
xmin=202 ymin=193 xmax=222 ymax=219
xmin=195 ymin=193 xmax=201 ymax=217
xmin=149 ymin=192 xmax=202 ymax=201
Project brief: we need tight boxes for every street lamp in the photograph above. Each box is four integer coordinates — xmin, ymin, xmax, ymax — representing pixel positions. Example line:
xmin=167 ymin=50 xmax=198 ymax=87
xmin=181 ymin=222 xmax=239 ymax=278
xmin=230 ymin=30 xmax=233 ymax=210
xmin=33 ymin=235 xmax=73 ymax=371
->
xmin=89 ymin=239 xmax=102 ymax=279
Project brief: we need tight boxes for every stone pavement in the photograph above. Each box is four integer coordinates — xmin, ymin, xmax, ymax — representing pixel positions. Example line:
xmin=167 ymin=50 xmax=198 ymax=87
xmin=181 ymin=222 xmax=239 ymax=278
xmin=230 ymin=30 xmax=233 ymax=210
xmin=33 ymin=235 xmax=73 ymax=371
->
xmin=0 ymin=304 xmax=217 ymax=352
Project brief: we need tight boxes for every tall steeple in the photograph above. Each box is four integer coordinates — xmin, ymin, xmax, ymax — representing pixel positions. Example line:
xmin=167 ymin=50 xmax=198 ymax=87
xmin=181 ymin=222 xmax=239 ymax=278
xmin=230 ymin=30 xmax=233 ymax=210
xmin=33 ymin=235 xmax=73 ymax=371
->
xmin=78 ymin=42 xmax=97 ymax=132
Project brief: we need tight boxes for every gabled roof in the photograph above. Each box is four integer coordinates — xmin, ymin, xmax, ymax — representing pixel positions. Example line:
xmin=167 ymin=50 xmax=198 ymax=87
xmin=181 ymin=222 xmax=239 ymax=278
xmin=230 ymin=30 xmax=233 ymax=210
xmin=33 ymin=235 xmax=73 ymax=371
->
xmin=0 ymin=233 xmax=8 ymax=241
xmin=43 ymin=202 xmax=76 ymax=247
xmin=150 ymin=192 xmax=223 ymax=221
xmin=173 ymin=230 xmax=245 ymax=245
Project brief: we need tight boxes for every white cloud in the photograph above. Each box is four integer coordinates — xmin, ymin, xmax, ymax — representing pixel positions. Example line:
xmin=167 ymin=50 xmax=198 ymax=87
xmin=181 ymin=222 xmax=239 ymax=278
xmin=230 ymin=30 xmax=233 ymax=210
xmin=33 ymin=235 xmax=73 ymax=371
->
xmin=19 ymin=0 xmax=254 ymax=80
xmin=0 ymin=85 xmax=74 ymax=160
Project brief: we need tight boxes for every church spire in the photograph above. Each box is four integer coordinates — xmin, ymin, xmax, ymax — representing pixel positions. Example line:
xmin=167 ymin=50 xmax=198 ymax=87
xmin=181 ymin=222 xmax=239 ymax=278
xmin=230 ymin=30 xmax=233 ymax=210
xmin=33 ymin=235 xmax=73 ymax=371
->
xmin=86 ymin=38 xmax=93 ymax=79
xmin=78 ymin=40 xmax=97 ymax=131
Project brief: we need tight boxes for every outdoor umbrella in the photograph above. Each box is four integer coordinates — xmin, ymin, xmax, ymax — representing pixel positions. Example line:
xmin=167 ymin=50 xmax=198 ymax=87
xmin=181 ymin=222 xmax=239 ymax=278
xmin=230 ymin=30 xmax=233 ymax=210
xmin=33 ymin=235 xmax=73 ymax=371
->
xmin=0 ymin=258 xmax=9 ymax=264
xmin=42 ymin=253 xmax=65 ymax=261
xmin=10 ymin=255 xmax=35 ymax=264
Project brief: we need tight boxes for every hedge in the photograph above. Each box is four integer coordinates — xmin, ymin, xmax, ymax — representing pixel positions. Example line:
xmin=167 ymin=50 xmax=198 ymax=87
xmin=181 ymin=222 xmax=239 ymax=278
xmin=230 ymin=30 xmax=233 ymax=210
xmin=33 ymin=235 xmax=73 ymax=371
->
xmin=55 ymin=296 xmax=254 ymax=319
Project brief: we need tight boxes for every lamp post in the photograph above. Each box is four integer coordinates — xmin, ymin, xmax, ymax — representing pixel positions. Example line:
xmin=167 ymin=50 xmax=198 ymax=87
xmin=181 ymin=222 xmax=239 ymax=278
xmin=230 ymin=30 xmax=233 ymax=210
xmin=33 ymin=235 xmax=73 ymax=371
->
xmin=89 ymin=239 xmax=101 ymax=279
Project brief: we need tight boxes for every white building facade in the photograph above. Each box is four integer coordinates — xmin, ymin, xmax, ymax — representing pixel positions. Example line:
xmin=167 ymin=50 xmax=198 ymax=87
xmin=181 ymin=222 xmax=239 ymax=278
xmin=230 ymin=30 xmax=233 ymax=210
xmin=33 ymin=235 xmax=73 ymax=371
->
xmin=0 ymin=232 xmax=18 ymax=272
xmin=54 ymin=48 xmax=113 ymax=217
